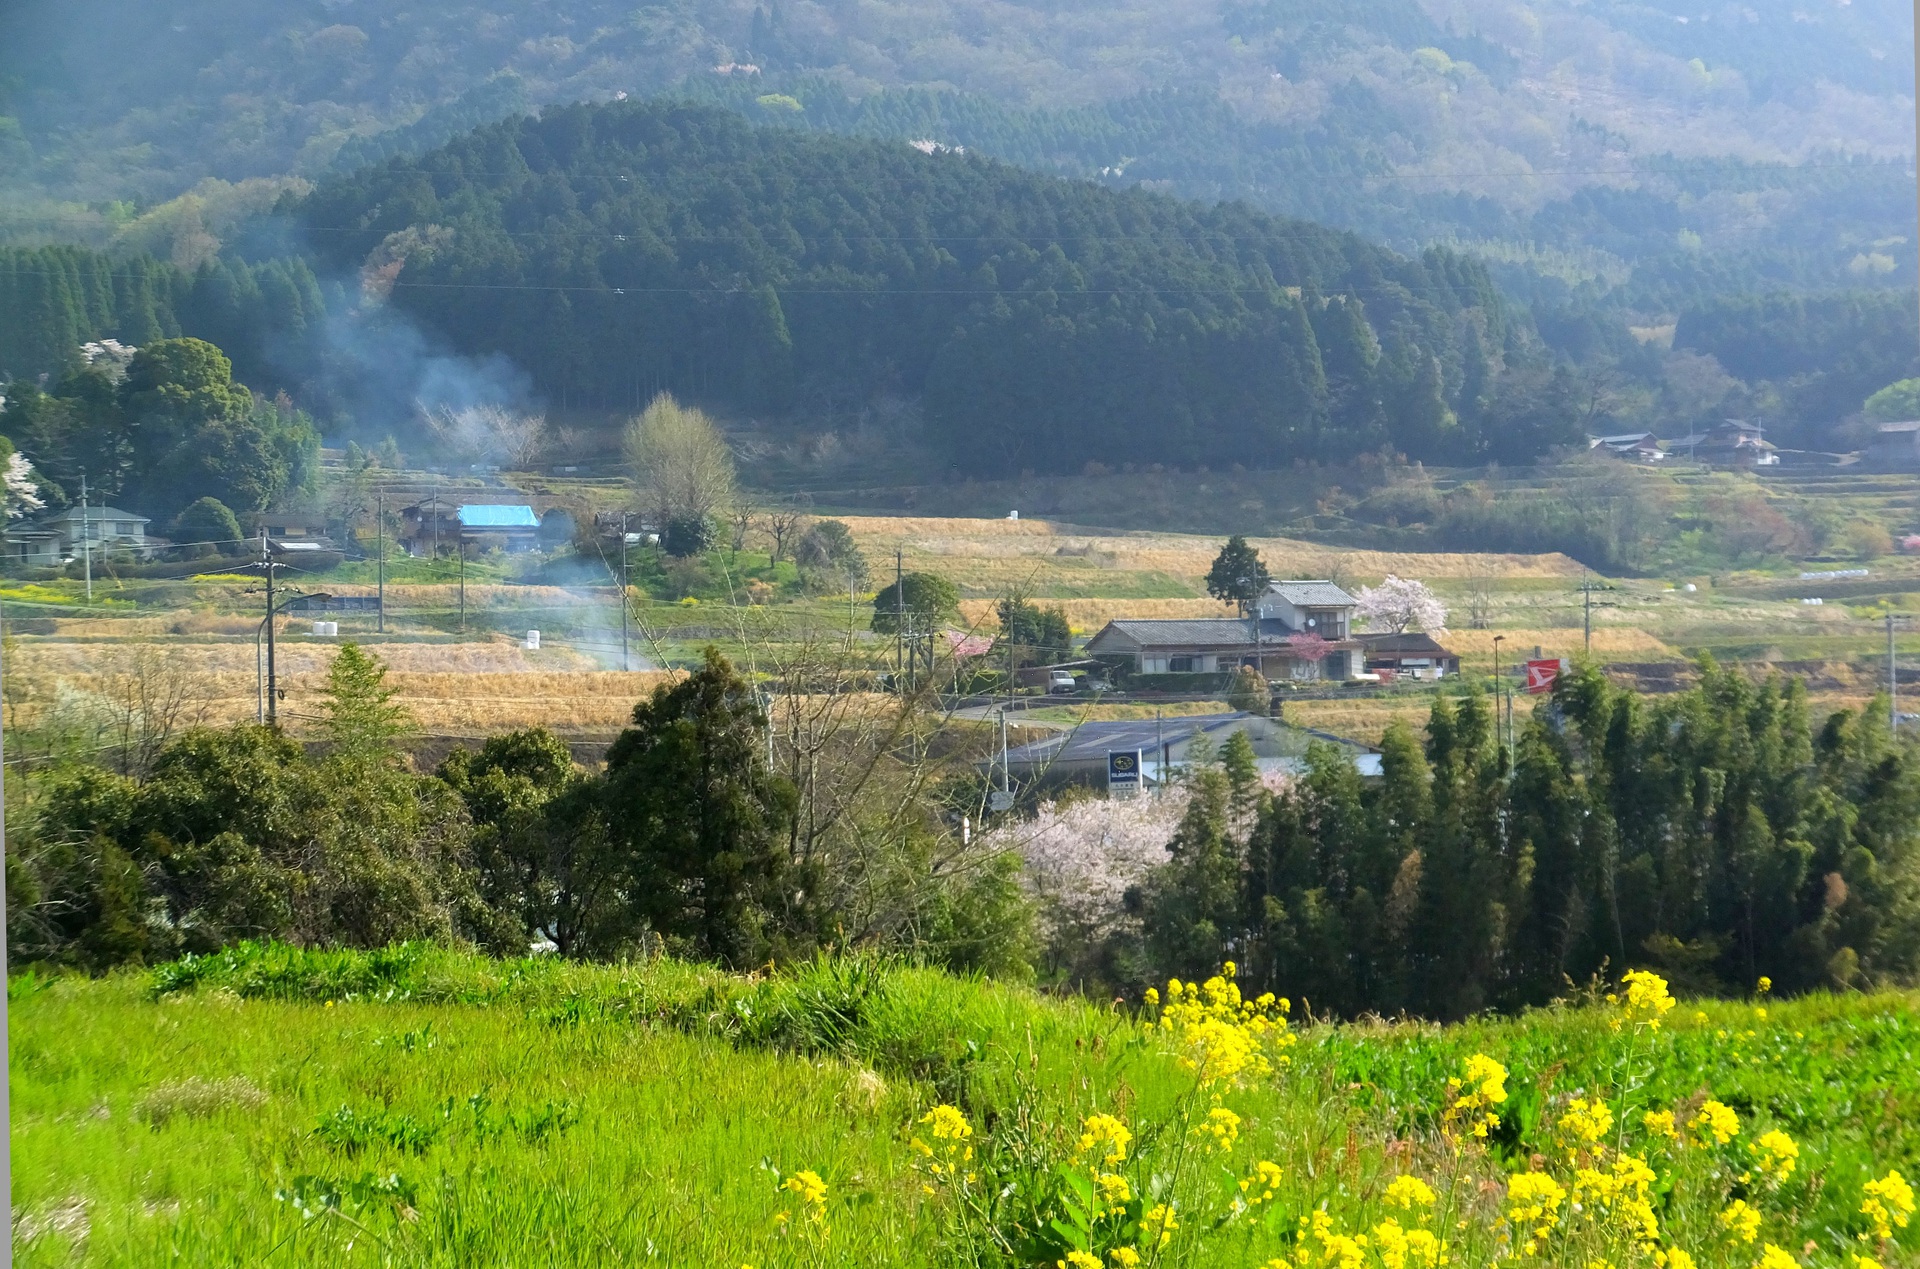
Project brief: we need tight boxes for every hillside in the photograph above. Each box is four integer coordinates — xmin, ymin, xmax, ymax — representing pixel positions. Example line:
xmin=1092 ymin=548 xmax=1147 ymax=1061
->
xmin=286 ymin=100 xmax=1567 ymax=473
xmin=0 ymin=0 xmax=1911 ymax=306
xmin=14 ymin=944 xmax=1920 ymax=1264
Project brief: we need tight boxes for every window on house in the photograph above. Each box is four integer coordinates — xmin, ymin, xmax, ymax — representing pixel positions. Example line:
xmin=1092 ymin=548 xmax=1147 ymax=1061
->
xmin=1169 ymin=655 xmax=1196 ymax=673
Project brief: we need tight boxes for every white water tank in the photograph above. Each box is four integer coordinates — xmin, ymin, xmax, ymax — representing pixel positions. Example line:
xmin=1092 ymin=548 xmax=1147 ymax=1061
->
xmin=312 ymin=621 xmax=338 ymax=636
xmin=525 ymin=629 xmax=541 ymax=650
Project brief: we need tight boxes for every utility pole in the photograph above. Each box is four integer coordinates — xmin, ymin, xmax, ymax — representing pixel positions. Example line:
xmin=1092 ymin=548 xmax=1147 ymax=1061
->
xmin=262 ymin=529 xmax=280 ymax=728
xmin=1890 ymin=611 xmax=1899 ymax=736
xmin=894 ymin=548 xmax=905 ymax=690
xmin=619 ymin=512 xmax=630 ymax=672
xmin=80 ymin=473 xmax=91 ymax=602
xmin=1493 ymin=632 xmax=1504 ymax=747
xmin=1582 ymin=572 xmax=1593 ymax=655
xmin=376 ymin=489 xmax=385 ymax=634
xmin=458 ymin=546 xmax=466 ymax=633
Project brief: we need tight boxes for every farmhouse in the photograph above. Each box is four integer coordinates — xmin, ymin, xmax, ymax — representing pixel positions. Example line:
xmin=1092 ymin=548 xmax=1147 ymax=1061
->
xmin=1666 ymin=420 xmax=1779 ymax=467
xmin=1358 ymin=631 xmax=1460 ymax=680
xmin=400 ymin=500 xmax=543 ymax=554
xmin=11 ymin=504 xmax=150 ymax=563
xmin=1863 ymin=421 xmax=1920 ymax=472
xmin=1084 ymin=579 xmax=1363 ymax=682
xmin=1587 ymin=432 xmax=1666 ymax=462
xmin=989 ymin=711 xmax=1381 ymax=790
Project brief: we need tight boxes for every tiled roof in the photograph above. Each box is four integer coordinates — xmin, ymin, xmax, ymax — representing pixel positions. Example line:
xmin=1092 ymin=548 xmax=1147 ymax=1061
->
xmin=1358 ymin=631 xmax=1456 ymax=655
xmin=38 ymin=505 xmax=148 ymax=523
xmin=1004 ymin=713 xmax=1262 ymax=764
xmin=1088 ymin=618 xmax=1260 ymax=649
xmin=1267 ymin=580 xmax=1357 ymax=607
xmin=457 ymin=504 xmax=540 ymax=528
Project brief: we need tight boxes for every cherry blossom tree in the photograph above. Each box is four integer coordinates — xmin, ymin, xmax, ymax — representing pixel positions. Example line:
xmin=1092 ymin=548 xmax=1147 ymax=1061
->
xmin=1355 ymin=575 xmax=1448 ymax=635
xmin=991 ymin=791 xmax=1189 ymax=964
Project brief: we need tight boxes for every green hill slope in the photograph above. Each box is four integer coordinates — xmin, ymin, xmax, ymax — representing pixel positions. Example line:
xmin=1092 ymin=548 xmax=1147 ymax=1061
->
xmin=293 ymin=100 xmax=1573 ymax=472
xmin=13 ymin=944 xmax=1920 ymax=1265
xmin=0 ymin=0 xmax=1910 ymax=303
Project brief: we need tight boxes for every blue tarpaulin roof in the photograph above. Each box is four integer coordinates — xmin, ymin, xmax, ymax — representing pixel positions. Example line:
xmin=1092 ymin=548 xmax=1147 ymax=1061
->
xmin=457 ymin=504 xmax=539 ymax=528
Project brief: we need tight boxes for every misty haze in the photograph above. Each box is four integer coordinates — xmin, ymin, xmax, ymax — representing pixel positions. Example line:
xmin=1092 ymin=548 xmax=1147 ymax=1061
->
xmin=4 ymin=0 xmax=1920 ymax=1262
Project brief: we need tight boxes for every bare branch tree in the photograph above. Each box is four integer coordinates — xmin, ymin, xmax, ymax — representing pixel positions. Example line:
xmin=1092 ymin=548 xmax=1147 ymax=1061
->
xmin=761 ymin=494 xmax=814 ymax=564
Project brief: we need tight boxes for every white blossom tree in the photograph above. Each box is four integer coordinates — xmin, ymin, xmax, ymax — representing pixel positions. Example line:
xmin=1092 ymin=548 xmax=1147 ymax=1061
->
xmin=1355 ymin=575 xmax=1448 ymax=635
xmin=991 ymin=792 xmax=1189 ymax=963
xmin=4 ymin=451 xmax=44 ymax=519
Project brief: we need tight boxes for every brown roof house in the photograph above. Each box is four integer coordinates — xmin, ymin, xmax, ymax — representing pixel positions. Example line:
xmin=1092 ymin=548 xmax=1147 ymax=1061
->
xmin=1358 ymin=631 xmax=1461 ymax=680
xmin=1667 ymin=420 xmax=1779 ymax=467
xmin=1084 ymin=580 xmax=1364 ymax=683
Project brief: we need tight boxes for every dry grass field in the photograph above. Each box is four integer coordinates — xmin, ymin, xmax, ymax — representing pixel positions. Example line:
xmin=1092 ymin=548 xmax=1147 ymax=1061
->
xmin=841 ymin=516 xmax=1583 ymax=598
xmin=1 ymin=635 xmax=669 ymax=735
xmin=4 ymin=510 xmax=1913 ymax=751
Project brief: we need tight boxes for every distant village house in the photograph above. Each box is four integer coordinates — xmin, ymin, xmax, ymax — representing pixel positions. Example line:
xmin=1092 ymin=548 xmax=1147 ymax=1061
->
xmin=1084 ymin=580 xmax=1363 ymax=682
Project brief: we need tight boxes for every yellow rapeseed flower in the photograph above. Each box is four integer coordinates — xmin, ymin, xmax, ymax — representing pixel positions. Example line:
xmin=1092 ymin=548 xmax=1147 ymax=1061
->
xmin=1506 ymin=1172 xmax=1567 ymax=1252
xmin=1861 ymin=1169 xmax=1915 ymax=1242
xmin=1241 ymin=1159 xmax=1285 ymax=1205
xmin=1757 ymin=976 xmax=1772 ymax=994
xmin=922 ymin=1104 xmax=972 ymax=1140
xmin=1075 ymin=1113 xmax=1133 ymax=1167
xmin=1199 ymin=1106 xmax=1241 ymax=1153
xmin=1061 ymin=1252 xmax=1102 ymax=1269
xmin=1445 ymin=1054 xmax=1508 ymax=1141
xmin=1096 ymin=1173 xmax=1132 ymax=1205
xmin=1661 ymin=1249 xmax=1698 ymax=1269
xmin=1718 ymin=1200 xmax=1762 ymax=1244
xmin=784 ymin=1170 xmax=828 ymax=1207
xmin=1644 ymin=1110 xmax=1678 ymax=1140
xmin=1755 ymin=1242 xmax=1798 ymax=1269
xmin=1384 ymin=1175 xmax=1438 ymax=1210
xmin=1560 ymin=1098 xmax=1614 ymax=1149
xmin=1751 ymin=1130 xmax=1799 ymax=1183
xmin=1142 ymin=1203 xmax=1179 ymax=1248
xmin=1156 ymin=969 xmax=1295 ymax=1089
xmin=1692 ymin=1100 xmax=1741 ymax=1145
xmin=1109 ymin=1249 xmax=1142 ymax=1268
xmin=1621 ymin=970 xmax=1677 ymax=1028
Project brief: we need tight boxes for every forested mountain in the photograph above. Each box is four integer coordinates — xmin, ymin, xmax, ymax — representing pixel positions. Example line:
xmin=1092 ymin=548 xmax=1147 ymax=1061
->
xmin=0 ymin=246 xmax=331 ymax=392
xmin=1 ymin=0 xmax=1910 ymax=311
xmin=290 ymin=100 xmax=1580 ymax=472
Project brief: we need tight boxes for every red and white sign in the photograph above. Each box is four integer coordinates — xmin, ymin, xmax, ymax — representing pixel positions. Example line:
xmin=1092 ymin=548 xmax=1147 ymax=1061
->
xmin=1524 ymin=659 xmax=1566 ymax=694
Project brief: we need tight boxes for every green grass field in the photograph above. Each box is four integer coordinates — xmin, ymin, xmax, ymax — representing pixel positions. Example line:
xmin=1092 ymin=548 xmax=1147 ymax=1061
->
xmin=12 ymin=946 xmax=1920 ymax=1267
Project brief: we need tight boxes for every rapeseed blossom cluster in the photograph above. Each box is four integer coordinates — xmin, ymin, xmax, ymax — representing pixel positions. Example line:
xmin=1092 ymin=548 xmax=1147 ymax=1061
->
xmin=1505 ymin=1172 xmax=1568 ymax=1255
xmin=1559 ymin=1097 xmax=1614 ymax=1150
xmin=910 ymin=1103 xmax=976 ymax=1194
xmin=1570 ymin=1153 xmax=1661 ymax=1248
xmin=1749 ymin=1130 xmax=1800 ymax=1184
xmin=1074 ymin=1112 xmax=1133 ymax=1166
xmin=1444 ymin=1053 xmax=1509 ymax=1142
xmin=1690 ymin=1100 xmax=1741 ymax=1145
xmin=1861 ymin=1168 xmax=1915 ymax=1242
xmin=780 ymin=1169 xmax=830 ymax=1240
xmin=1718 ymin=1199 xmax=1762 ymax=1244
xmin=1383 ymin=1175 xmax=1437 ymax=1211
xmin=1200 ymin=1106 xmax=1242 ymax=1153
xmin=1241 ymin=1159 xmax=1286 ymax=1206
xmin=1619 ymin=969 xmax=1678 ymax=1029
xmin=1155 ymin=962 xmax=1296 ymax=1091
